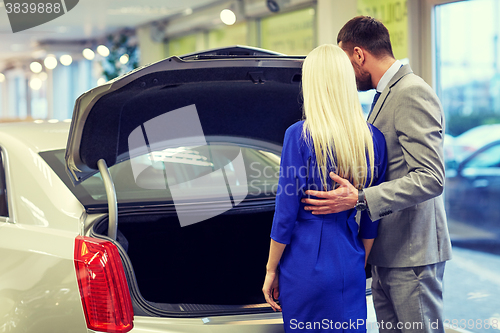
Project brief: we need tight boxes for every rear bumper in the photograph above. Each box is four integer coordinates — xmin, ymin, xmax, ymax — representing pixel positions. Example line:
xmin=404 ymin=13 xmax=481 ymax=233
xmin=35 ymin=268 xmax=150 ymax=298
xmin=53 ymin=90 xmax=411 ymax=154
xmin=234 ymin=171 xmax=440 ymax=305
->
xmin=130 ymin=312 xmax=285 ymax=333
xmin=122 ymin=294 xmax=377 ymax=333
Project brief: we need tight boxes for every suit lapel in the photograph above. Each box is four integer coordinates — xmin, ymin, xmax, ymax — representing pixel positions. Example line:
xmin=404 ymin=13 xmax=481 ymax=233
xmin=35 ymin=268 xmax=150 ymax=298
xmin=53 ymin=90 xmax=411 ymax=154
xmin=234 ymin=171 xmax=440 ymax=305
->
xmin=368 ymin=64 xmax=413 ymax=124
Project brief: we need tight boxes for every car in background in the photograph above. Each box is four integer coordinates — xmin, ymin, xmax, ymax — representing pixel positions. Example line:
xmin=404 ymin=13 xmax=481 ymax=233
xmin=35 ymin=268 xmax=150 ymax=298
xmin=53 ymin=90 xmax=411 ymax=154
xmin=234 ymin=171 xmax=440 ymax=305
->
xmin=0 ymin=46 xmax=377 ymax=332
xmin=444 ymin=133 xmax=456 ymax=169
xmin=451 ymin=123 xmax=500 ymax=164
xmin=445 ymin=139 xmax=500 ymax=230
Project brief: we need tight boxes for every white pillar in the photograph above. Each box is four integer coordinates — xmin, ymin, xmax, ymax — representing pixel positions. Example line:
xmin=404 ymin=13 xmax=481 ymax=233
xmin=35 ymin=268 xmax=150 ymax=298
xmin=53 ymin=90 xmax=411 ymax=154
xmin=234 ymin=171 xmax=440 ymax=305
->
xmin=317 ymin=0 xmax=358 ymax=46
xmin=47 ymin=69 xmax=54 ymax=119
xmin=1 ymin=80 xmax=8 ymax=118
xmin=195 ymin=31 xmax=207 ymax=52
xmin=137 ymin=25 xmax=167 ymax=66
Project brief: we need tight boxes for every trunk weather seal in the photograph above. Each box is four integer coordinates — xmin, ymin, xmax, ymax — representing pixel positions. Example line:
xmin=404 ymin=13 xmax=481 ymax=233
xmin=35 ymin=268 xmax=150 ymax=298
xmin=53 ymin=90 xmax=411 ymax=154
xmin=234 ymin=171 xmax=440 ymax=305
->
xmin=84 ymin=196 xmax=277 ymax=214
xmin=97 ymin=159 xmax=118 ymax=240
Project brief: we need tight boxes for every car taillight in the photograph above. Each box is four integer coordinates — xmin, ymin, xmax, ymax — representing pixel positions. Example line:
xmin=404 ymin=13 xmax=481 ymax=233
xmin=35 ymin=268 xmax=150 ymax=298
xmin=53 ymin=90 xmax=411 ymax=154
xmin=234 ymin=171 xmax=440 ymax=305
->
xmin=74 ymin=236 xmax=134 ymax=333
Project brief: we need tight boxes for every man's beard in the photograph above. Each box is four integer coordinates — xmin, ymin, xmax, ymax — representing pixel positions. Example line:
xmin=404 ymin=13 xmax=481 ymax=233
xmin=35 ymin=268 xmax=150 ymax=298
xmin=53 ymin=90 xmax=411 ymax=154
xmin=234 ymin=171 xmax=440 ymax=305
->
xmin=354 ymin=64 xmax=373 ymax=91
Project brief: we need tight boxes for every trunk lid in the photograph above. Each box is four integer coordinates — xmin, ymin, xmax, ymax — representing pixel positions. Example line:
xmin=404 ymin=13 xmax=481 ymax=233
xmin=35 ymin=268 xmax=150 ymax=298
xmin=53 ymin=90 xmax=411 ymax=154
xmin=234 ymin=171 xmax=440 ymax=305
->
xmin=65 ymin=46 xmax=304 ymax=186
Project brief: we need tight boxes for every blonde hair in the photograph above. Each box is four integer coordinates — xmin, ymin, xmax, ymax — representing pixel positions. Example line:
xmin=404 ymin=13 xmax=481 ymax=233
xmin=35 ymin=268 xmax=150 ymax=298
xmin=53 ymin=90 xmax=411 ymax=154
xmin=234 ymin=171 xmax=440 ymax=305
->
xmin=301 ymin=44 xmax=375 ymax=189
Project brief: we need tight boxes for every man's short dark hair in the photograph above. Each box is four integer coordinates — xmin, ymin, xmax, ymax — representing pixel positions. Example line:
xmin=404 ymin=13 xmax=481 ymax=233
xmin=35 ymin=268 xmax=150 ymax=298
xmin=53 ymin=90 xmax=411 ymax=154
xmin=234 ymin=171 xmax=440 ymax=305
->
xmin=337 ymin=16 xmax=394 ymax=59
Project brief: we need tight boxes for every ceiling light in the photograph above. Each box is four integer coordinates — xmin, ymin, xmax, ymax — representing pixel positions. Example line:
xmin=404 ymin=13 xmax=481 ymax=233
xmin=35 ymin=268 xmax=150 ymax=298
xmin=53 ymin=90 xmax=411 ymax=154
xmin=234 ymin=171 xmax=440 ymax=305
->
xmin=119 ymin=54 xmax=129 ymax=64
xmin=220 ymin=9 xmax=236 ymax=25
xmin=83 ymin=48 xmax=95 ymax=60
xmin=30 ymin=77 xmax=43 ymax=90
xmin=38 ymin=72 xmax=48 ymax=81
xmin=44 ymin=55 xmax=58 ymax=70
xmin=97 ymin=45 xmax=110 ymax=57
xmin=30 ymin=61 xmax=43 ymax=73
xmin=0 ymin=73 xmax=5 ymax=82
xmin=60 ymin=55 xmax=73 ymax=66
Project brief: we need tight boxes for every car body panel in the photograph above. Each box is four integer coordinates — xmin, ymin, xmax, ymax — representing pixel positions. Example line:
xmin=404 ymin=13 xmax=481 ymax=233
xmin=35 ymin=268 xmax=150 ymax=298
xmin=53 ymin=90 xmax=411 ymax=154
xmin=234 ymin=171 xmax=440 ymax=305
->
xmin=0 ymin=221 xmax=87 ymax=332
xmin=0 ymin=122 xmax=84 ymax=231
xmin=0 ymin=122 xmax=87 ymax=332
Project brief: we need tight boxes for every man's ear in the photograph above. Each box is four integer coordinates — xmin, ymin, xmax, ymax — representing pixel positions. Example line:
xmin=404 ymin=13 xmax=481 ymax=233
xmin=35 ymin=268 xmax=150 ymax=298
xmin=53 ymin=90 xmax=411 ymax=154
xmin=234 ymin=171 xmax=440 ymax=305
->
xmin=353 ymin=46 xmax=365 ymax=65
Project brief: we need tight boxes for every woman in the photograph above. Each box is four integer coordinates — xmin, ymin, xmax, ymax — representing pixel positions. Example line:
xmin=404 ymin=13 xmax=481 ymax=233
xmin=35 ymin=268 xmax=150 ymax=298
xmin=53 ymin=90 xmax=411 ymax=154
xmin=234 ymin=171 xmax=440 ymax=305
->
xmin=262 ymin=44 xmax=387 ymax=332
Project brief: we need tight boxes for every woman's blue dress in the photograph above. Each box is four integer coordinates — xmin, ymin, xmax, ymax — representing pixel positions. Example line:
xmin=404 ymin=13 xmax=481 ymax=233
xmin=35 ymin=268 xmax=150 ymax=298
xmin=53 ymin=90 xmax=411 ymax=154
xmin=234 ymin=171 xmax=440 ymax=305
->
xmin=270 ymin=121 xmax=387 ymax=332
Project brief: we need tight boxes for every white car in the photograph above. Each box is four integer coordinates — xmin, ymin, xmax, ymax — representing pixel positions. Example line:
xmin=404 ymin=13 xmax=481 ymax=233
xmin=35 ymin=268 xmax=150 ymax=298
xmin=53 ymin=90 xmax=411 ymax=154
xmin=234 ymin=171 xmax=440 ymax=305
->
xmin=0 ymin=46 xmax=375 ymax=332
xmin=452 ymin=123 xmax=500 ymax=163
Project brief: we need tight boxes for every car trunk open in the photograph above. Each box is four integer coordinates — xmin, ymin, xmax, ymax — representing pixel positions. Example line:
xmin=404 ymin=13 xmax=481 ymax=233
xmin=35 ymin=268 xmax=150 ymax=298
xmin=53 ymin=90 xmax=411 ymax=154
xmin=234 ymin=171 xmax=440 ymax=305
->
xmin=66 ymin=47 xmax=305 ymax=317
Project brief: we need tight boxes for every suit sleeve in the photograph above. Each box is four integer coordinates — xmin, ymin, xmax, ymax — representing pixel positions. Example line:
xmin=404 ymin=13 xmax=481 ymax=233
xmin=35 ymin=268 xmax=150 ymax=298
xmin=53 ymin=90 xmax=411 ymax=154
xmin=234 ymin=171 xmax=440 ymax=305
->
xmin=270 ymin=125 xmax=307 ymax=245
xmin=359 ymin=127 xmax=388 ymax=239
xmin=364 ymin=81 xmax=445 ymax=220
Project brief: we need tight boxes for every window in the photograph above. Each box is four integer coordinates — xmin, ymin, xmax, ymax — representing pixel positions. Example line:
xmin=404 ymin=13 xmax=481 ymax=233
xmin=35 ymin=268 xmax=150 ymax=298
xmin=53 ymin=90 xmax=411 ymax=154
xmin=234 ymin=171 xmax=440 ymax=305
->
xmin=464 ymin=143 xmax=500 ymax=169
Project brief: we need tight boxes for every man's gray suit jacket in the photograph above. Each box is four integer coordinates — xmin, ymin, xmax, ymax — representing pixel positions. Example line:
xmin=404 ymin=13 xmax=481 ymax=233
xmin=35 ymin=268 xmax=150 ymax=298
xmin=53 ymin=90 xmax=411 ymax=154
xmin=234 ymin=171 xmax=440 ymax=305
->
xmin=365 ymin=64 xmax=452 ymax=268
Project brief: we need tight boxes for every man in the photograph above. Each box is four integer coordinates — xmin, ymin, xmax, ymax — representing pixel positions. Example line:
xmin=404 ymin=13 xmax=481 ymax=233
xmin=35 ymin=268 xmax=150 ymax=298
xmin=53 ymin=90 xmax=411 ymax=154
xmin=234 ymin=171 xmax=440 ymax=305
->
xmin=302 ymin=16 xmax=452 ymax=333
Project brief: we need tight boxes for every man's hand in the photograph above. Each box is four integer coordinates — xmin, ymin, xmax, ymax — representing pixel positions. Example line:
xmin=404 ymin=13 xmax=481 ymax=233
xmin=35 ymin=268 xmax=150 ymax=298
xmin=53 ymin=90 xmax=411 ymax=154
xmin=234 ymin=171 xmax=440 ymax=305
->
xmin=302 ymin=172 xmax=358 ymax=214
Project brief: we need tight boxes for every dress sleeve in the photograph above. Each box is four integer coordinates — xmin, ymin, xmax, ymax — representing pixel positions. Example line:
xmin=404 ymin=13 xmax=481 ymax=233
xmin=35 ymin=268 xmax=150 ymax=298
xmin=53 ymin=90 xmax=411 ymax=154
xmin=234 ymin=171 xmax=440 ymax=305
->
xmin=359 ymin=126 xmax=388 ymax=239
xmin=270 ymin=125 xmax=306 ymax=245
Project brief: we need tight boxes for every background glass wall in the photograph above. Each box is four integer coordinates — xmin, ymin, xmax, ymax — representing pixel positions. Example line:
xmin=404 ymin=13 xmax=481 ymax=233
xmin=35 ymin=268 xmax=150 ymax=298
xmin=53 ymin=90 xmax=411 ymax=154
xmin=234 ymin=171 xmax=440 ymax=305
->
xmin=0 ymin=59 xmax=97 ymax=121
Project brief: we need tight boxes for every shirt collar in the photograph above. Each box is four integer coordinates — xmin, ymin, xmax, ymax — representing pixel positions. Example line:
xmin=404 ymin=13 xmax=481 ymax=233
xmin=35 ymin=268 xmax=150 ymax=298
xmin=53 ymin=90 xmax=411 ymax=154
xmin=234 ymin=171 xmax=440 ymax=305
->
xmin=376 ymin=59 xmax=402 ymax=93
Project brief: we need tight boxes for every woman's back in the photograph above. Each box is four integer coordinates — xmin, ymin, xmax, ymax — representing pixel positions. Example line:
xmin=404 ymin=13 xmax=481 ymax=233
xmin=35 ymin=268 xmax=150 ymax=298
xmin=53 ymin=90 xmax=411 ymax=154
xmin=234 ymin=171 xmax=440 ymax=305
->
xmin=270 ymin=119 xmax=386 ymax=332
